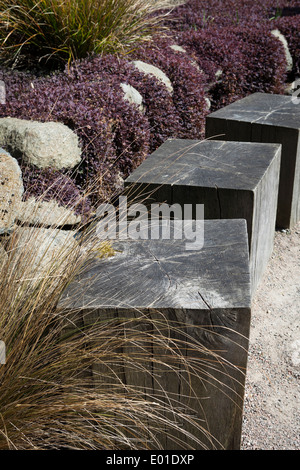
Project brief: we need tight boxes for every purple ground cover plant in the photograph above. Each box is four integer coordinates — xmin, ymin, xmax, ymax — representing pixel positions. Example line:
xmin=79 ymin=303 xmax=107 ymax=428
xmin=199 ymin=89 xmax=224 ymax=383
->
xmin=0 ymin=0 xmax=297 ymax=209
xmin=128 ymin=35 xmax=209 ymax=139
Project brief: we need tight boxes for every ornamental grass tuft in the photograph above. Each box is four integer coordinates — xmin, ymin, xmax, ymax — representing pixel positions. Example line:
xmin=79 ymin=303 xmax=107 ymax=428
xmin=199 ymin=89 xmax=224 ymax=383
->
xmin=0 ymin=0 xmax=182 ymax=68
xmin=0 ymin=172 xmax=246 ymax=450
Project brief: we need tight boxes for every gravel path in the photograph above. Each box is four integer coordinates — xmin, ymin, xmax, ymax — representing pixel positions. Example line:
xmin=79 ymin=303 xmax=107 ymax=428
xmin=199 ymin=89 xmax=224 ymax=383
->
xmin=241 ymin=222 xmax=300 ymax=450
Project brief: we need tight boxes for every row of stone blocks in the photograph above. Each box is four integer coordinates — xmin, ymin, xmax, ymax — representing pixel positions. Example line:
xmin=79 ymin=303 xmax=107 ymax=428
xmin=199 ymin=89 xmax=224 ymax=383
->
xmin=60 ymin=93 xmax=300 ymax=449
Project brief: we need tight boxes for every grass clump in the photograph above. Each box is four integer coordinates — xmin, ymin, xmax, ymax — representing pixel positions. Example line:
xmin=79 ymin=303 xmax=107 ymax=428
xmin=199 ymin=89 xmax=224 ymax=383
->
xmin=0 ymin=180 xmax=247 ymax=449
xmin=0 ymin=0 xmax=181 ymax=68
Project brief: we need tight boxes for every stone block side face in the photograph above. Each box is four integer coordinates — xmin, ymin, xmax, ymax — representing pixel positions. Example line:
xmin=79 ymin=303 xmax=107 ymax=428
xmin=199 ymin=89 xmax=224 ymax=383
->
xmin=205 ymin=116 xmax=252 ymax=142
xmin=59 ymin=220 xmax=251 ymax=449
xmin=251 ymin=124 xmax=298 ymax=229
xmin=124 ymin=181 xmax=173 ymax=210
xmin=250 ymin=146 xmax=281 ymax=292
xmin=179 ymin=306 xmax=251 ymax=451
xmin=80 ymin=304 xmax=251 ymax=450
xmin=291 ymin=130 xmax=300 ymax=226
xmin=168 ymin=185 xmax=254 ymax=251
xmin=206 ymin=111 xmax=300 ymax=229
xmin=172 ymin=186 xmax=262 ymax=290
xmin=125 ymin=180 xmax=256 ymax=288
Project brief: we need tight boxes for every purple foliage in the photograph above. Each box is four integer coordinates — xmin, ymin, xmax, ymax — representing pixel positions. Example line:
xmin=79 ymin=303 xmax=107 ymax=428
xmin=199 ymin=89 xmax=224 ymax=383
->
xmin=0 ymin=57 xmax=152 ymax=207
xmin=274 ymin=14 xmax=300 ymax=78
xmin=174 ymin=28 xmax=245 ymax=108
xmin=167 ymin=0 xmax=278 ymax=30
xmin=174 ymin=23 xmax=287 ymax=110
xmin=128 ymin=36 xmax=209 ymax=139
xmin=0 ymin=0 xmax=296 ymax=211
xmin=21 ymin=166 xmax=91 ymax=217
xmin=232 ymin=25 xmax=287 ymax=94
xmin=70 ymin=53 xmax=183 ymax=150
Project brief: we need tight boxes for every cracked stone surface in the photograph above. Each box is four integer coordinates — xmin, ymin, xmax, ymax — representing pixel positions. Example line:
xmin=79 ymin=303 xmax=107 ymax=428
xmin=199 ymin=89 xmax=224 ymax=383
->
xmin=206 ymin=92 xmax=300 ymax=228
xmin=207 ymin=92 xmax=300 ymax=129
xmin=60 ymin=218 xmax=251 ymax=449
xmin=61 ymin=219 xmax=251 ymax=311
xmin=124 ymin=138 xmax=281 ymax=293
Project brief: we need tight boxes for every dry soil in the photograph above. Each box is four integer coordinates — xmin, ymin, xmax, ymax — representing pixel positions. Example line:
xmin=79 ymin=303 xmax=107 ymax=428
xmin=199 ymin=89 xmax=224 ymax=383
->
xmin=241 ymin=221 xmax=300 ymax=450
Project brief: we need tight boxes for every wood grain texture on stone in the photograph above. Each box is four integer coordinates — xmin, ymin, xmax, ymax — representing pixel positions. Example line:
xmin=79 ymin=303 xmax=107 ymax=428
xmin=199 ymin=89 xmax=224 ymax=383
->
xmin=205 ymin=92 xmax=300 ymax=229
xmin=60 ymin=219 xmax=251 ymax=450
xmin=124 ymin=139 xmax=281 ymax=293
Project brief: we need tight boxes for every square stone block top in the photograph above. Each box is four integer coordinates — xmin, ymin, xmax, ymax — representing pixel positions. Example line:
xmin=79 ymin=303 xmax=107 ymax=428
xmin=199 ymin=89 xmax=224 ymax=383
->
xmin=60 ymin=219 xmax=251 ymax=313
xmin=124 ymin=138 xmax=281 ymax=193
xmin=60 ymin=220 xmax=251 ymax=451
xmin=206 ymin=92 xmax=300 ymax=130
xmin=124 ymin=138 xmax=281 ymax=294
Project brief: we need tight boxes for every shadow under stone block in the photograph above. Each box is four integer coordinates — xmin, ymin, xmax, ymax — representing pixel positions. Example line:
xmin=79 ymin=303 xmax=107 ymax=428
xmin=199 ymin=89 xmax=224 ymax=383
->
xmin=59 ymin=219 xmax=251 ymax=450
xmin=124 ymin=139 xmax=281 ymax=293
xmin=205 ymin=92 xmax=300 ymax=229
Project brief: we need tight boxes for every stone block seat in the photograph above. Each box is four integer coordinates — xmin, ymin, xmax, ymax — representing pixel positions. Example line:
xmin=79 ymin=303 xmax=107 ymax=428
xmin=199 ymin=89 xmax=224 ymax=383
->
xmin=59 ymin=219 xmax=251 ymax=450
xmin=205 ymin=92 xmax=300 ymax=229
xmin=124 ymin=138 xmax=281 ymax=293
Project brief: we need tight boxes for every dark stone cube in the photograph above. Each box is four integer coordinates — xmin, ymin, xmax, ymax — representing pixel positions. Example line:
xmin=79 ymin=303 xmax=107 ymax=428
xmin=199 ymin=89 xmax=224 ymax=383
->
xmin=206 ymin=92 xmax=300 ymax=229
xmin=125 ymin=138 xmax=281 ymax=293
xmin=60 ymin=219 xmax=251 ymax=450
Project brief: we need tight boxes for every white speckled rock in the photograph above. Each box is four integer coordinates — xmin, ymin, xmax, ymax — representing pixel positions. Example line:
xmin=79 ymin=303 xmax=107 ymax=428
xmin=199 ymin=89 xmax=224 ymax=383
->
xmin=204 ymin=97 xmax=211 ymax=109
xmin=120 ymin=83 xmax=145 ymax=112
xmin=17 ymin=197 xmax=81 ymax=227
xmin=132 ymin=60 xmax=173 ymax=94
xmin=0 ymin=118 xmax=82 ymax=169
xmin=169 ymin=44 xmax=187 ymax=53
xmin=0 ymin=148 xmax=24 ymax=234
xmin=271 ymin=29 xmax=293 ymax=72
xmin=12 ymin=226 xmax=79 ymax=287
xmin=169 ymin=44 xmax=205 ymax=72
